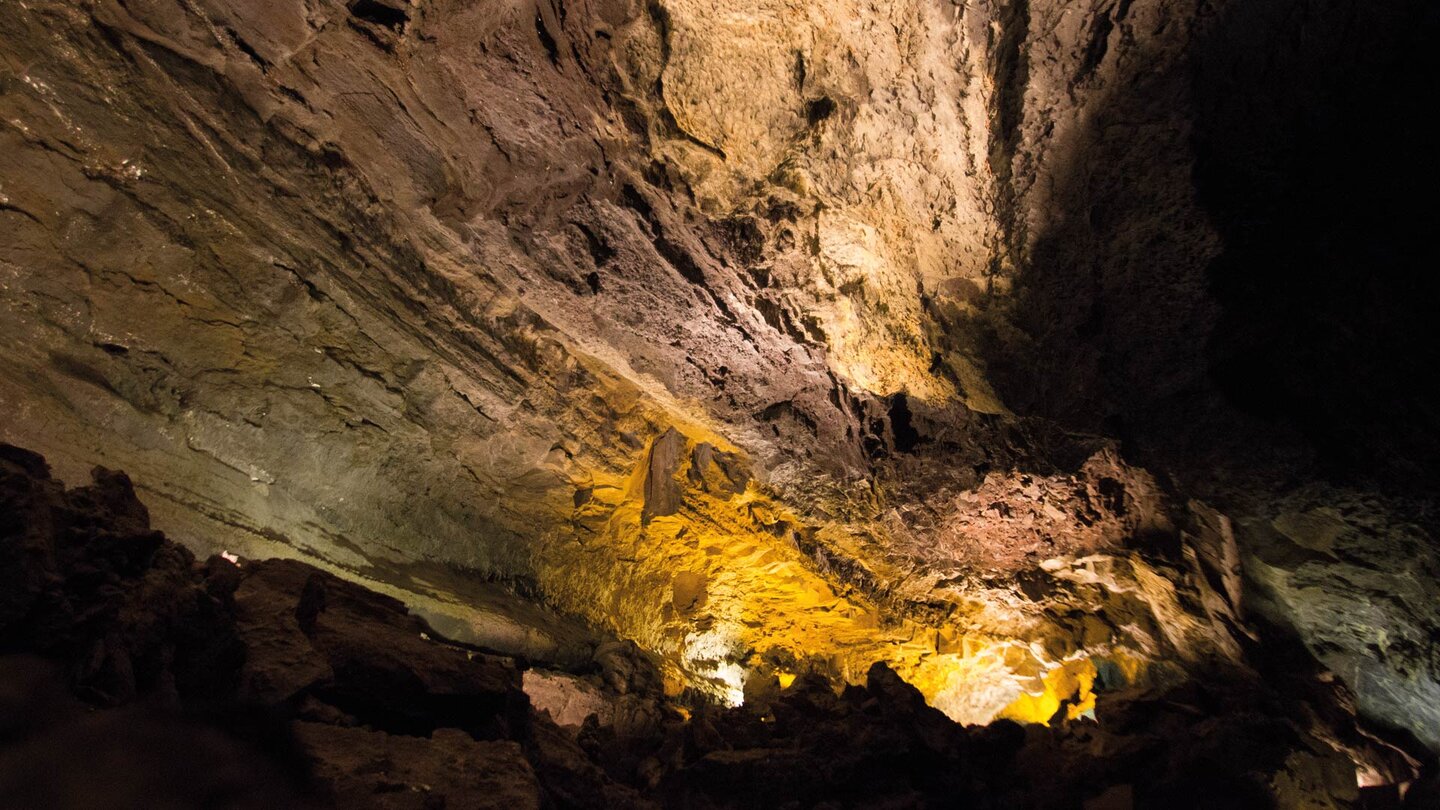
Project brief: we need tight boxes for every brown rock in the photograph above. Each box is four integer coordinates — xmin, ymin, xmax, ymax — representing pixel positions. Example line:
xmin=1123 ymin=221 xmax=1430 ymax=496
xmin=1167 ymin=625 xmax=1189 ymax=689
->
xmin=236 ymin=559 xmax=528 ymax=739
xmin=294 ymin=722 xmax=541 ymax=810
xmin=0 ymin=445 xmax=242 ymax=705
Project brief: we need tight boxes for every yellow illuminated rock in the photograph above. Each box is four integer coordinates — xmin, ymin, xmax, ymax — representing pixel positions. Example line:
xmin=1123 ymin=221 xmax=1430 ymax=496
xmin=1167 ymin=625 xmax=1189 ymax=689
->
xmin=522 ymin=422 xmax=1237 ymax=725
xmin=997 ymin=658 xmax=1099 ymax=726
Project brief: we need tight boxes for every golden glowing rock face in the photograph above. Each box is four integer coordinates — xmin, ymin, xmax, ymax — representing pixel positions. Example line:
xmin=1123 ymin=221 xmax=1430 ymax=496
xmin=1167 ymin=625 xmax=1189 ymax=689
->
xmin=521 ymin=422 xmax=1242 ymax=724
xmin=656 ymin=1 xmax=807 ymax=178
xmin=534 ymin=425 xmax=912 ymax=702
xmin=812 ymin=212 xmax=954 ymax=403
xmin=997 ymin=658 xmax=1098 ymax=725
xmin=0 ymin=0 xmax=1257 ymax=735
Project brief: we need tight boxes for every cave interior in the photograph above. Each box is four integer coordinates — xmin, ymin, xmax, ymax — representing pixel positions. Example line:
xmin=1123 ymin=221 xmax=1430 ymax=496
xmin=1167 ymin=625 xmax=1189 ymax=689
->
xmin=1 ymin=0 xmax=1439 ymax=807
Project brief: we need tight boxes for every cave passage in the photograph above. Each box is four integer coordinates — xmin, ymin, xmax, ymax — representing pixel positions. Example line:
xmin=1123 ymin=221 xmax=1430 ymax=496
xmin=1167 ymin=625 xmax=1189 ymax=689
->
xmin=1 ymin=0 xmax=1438 ymax=807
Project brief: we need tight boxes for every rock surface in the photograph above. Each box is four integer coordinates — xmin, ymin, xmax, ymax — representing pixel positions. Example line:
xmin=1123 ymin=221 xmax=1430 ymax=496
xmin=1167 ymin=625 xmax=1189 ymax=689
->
xmin=1 ymin=0 xmax=1437 ymax=773
xmin=2 ymin=445 xmax=1431 ymax=807
xmin=295 ymin=724 xmax=542 ymax=810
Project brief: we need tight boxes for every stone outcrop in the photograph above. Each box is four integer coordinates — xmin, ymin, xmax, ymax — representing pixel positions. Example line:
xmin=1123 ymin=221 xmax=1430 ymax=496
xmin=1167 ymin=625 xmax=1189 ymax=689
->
xmin=1231 ymin=485 xmax=1440 ymax=755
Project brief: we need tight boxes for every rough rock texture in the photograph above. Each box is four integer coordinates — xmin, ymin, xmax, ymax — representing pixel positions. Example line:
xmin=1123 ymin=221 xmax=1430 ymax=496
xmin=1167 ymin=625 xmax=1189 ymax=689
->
xmin=0 ymin=445 xmax=645 ymax=808
xmin=1 ymin=0 xmax=1438 ymax=770
xmin=0 ymin=443 xmax=242 ymax=705
xmin=3 ymin=446 xmax=1431 ymax=808
xmin=295 ymin=724 xmax=542 ymax=810
xmin=1231 ymin=486 xmax=1440 ymax=755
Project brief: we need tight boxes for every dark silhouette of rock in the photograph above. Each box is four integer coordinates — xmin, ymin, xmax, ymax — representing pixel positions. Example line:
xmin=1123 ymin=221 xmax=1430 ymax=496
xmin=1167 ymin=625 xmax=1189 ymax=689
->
xmin=0 ymin=445 xmax=243 ymax=706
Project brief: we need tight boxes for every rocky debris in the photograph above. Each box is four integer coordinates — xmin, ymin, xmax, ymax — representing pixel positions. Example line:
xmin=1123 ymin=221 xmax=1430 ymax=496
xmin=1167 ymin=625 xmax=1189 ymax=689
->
xmin=654 ymin=661 xmax=1384 ymax=810
xmin=594 ymin=638 xmax=667 ymax=698
xmin=524 ymin=669 xmax=616 ymax=729
xmin=524 ymin=640 xmax=666 ymax=735
xmin=3 ymin=446 xmax=1435 ymax=808
xmin=236 ymin=558 xmax=530 ymax=741
xmin=294 ymin=723 xmax=541 ymax=810
xmin=0 ymin=444 xmax=242 ymax=706
xmin=0 ymin=656 xmax=308 ymax=810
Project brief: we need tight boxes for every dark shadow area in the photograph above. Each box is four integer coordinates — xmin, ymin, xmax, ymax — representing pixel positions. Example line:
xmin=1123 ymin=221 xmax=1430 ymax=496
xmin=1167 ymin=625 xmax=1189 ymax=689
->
xmin=1193 ymin=0 xmax=1440 ymax=488
xmin=967 ymin=1 xmax=1440 ymax=774
xmin=887 ymin=392 xmax=923 ymax=453
xmin=349 ymin=0 xmax=409 ymax=31
xmin=982 ymin=0 xmax=1440 ymax=492
xmin=978 ymin=1 xmax=1217 ymax=441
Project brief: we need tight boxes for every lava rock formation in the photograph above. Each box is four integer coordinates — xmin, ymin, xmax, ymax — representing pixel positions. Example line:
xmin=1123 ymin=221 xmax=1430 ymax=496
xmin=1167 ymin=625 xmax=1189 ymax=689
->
xmin=2 ymin=0 xmax=1438 ymax=805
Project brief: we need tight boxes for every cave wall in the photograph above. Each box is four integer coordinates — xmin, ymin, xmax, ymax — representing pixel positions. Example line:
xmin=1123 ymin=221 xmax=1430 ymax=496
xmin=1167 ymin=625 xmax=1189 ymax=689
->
xmin=2 ymin=0 xmax=1437 ymax=749
xmin=0 ymin=0 xmax=1052 ymax=692
xmin=0 ymin=0 xmax=988 ymax=581
xmin=0 ymin=0 xmax=1178 ymax=584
